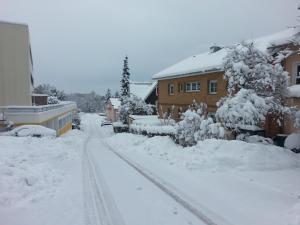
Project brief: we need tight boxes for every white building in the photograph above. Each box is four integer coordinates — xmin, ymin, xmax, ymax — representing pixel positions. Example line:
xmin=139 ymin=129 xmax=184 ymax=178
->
xmin=0 ymin=21 xmax=77 ymax=135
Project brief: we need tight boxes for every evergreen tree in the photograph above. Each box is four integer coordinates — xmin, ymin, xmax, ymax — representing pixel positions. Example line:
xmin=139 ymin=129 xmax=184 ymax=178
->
xmin=114 ymin=91 xmax=120 ymax=98
xmin=105 ymin=89 xmax=111 ymax=103
xmin=120 ymin=56 xmax=130 ymax=101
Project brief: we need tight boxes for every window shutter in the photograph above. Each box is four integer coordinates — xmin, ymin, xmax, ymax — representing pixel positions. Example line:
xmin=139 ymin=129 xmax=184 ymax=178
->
xmin=183 ymin=82 xmax=186 ymax=92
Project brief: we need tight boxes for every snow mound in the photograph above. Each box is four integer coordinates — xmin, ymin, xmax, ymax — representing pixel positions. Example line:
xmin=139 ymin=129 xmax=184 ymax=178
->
xmin=7 ymin=125 xmax=56 ymax=137
xmin=287 ymin=84 xmax=300 ymax=98
xmin=285 ymin=133 xmax=300 ymax=150
xmin=0 ymin=129 xmax=85 ymax=207
xmin=105 ymin=134 xmax=300 ymax=172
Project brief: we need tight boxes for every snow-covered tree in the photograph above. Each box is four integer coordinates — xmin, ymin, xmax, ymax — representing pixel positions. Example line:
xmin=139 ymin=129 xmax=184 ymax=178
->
xmin=47 ymin=96 xmax=60 ymax=104
xmin=120 ymin=56 xmax=130 ymax=101
xmin=34 ymin=84 xmax=66 ymax=101
xmin=114 ymin=91 xmax=120 ymax=98
xmin=105 ymin=89 xmax=111 ymax=103
xmin=223 ymin=42 xmax=289 ymax=101
xmin=119 ymin=95 xmax=153 ymax=124
xmin=216 ymin=89 xmax=270 ymax=129
xmin=221 ymin=42 xmax=289 ymax=131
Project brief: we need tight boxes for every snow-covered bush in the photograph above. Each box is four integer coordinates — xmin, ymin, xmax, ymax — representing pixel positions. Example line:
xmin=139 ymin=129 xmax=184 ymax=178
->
xmin=196 ymin=117 xmax=225 ymax=141
xmin=176 ymin=101 xmax=224 ymax=146
xmin=189 ymin=100 xmax=208 ymax=117
xmin=216 ymin=89 xmax=270 ymax=130
xmin=176 ymin=109 xmax=203 ymax=146
xmin=160 ymin=105 xmax=176 ymax=125
xmin=119 ymin=95 xmax=153 ymax=124
xmin=47 ymin=96 xmax=60 ymax=104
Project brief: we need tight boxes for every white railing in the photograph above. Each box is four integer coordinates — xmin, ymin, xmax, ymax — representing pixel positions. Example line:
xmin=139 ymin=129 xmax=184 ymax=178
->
xmin=0 ymin=102 xmax=76 ymax=113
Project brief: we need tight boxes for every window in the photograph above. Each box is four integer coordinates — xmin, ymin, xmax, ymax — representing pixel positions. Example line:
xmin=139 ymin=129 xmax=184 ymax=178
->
xmin=209 ymin=80 xmax=218 ymax=94
xmin=168 ymin=83 xmax=174 ymax=95
xmin=178 ymin=83 xmax=184 ymax=92
xmin=186 ymin=82 xmax=200 ymax=92
xmin=296 ymin=65 xmax=300 ymax=84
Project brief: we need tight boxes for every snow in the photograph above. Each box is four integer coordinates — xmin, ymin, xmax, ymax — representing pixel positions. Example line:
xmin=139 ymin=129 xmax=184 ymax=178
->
xmin=253 ymin=26 xmax=300 ymax=52
xmin=130 ymin=81 xmax=157 ymax=101
xmin=287 ymin=84 xmax=300 ymax=97
xmin=104 ymin=132 xmax=300 ymax=225
xmin=130 ymin=115 xmax=176 ymax=135
xmin=152 ymin=48 xmax=228 ymax=79
xmin=285 ymin=133 xmax=300 ymax=150
xmin=4 ymin=125 xmax=56 ymax=137
xmin=0 ymin=127 xmax=87 ymax=225
xmin=109 ymin=97 xmax=121 ymax=109
xmin=153 ymin=27 xmax=300 ymax=80
xmin=1 ymin=113 xmax=300 ymax=225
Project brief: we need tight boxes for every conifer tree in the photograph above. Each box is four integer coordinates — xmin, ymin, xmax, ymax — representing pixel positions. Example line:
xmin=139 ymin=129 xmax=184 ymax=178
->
xmin=120 ymin=56 xmax=130 ymax=102
xmin=105 ymin=89 xmax=111 ymax=103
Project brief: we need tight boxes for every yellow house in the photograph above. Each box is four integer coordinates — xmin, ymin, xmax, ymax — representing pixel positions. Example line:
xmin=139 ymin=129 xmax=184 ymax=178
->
xmin=153 ymin=27 xmax=300 ymax=137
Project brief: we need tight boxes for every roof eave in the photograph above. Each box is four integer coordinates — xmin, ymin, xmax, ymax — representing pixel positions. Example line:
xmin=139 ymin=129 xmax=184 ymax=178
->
xmin=153 ymin=68 xmax=224 ymax=81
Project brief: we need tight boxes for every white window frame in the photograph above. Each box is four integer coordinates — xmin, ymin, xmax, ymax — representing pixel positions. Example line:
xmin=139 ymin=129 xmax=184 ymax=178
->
xmin=209 ymin=80 xmax=218 ymax=94
xmin=168 ymin=83 xmax=174 ymax=95
xmin=186 ymin=81 xmax=200 ymax=92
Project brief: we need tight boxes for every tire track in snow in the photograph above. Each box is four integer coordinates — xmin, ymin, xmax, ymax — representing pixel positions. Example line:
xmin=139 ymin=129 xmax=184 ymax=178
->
xmin=103 ymin=141 xmax=232 ymax=225
xmin=83 ymin=134 xmax=125 ymax=225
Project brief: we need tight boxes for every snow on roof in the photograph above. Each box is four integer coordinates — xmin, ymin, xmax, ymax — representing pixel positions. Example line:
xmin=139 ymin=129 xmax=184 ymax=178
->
xmin=253 ymin=27 xmax=300 ymax=52
xmin=152 ymin=49 xmax=228 ymax=80
xmin=287 ymin=84 xmax=300 ymax=98
xmin=109 ymin=98 xmax=121 ymax=109
xmin=130 ymin=81 xmax=157 ymax=100
xmin=32 ymin=94 xmax=49 ymax=97
xmin=153 ymin=27 xmax=300 ymax=80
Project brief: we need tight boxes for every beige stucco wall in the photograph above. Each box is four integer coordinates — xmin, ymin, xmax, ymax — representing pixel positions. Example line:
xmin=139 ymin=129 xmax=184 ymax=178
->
xmin=0 ymin=21 xmax=33 ymax=106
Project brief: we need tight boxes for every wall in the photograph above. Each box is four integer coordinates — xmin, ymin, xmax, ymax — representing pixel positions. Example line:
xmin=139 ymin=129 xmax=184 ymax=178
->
xmin=157 ymin=71 xmax=226 ymax=119
xmin=0 ymin=22 xmax=33 ymax=106
xmin=106 ymin=101 xmax=118 ymax=122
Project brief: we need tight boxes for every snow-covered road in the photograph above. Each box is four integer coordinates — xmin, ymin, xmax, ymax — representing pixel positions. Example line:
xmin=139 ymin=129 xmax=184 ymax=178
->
xmin=1 ymin=113 xmax=299 ymax=225
xmin=83 ymin=114 xmax=216 ymax=225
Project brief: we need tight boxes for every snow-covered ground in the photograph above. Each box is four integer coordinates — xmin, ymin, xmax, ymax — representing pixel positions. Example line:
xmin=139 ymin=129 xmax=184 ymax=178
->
xmin=1 ymin=113 xmax=299 ymax=225
xmin=103 ymin=131 xmax=300 ymax=225
xmin=0 ymin=124 xmax=87 ymax=225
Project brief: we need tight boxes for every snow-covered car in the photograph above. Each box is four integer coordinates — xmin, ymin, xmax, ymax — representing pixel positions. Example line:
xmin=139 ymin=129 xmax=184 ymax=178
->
xmin=101 ymin=120 xmax=112 ymax=126
xmin=10 ymin=125 xmax=56 ymax=138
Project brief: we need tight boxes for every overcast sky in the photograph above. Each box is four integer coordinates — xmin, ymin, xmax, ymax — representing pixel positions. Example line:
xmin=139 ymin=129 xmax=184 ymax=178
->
xmin=0 ymin=0 xmax=298 ymax=94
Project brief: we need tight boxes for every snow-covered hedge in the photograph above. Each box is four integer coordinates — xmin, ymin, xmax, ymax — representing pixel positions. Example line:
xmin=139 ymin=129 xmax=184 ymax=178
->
xmin=129 ymin=115 xmax=176 ymax=137
xmin=129 ymin=124 xmax=176 ymax=137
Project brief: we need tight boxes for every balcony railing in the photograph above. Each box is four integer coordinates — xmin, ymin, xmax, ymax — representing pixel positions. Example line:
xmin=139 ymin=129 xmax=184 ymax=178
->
xmin=0 ymin=102 xmax=77 ymax=113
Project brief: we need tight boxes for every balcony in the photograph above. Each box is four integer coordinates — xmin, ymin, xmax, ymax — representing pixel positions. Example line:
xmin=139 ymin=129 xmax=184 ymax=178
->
xmin=0 ymin=102 xmax=77 ymax=125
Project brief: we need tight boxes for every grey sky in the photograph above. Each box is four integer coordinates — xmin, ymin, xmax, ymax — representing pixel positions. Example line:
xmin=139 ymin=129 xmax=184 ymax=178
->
xmin=0 ymin=0 xmax=298 ymax=94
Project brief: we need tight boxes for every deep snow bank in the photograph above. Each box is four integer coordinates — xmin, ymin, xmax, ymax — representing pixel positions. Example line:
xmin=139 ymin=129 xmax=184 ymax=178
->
xmin=0 ymin=130 xmax=85 ymax=207
xmin=106 ymin=134 xmax=300 ymax=172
